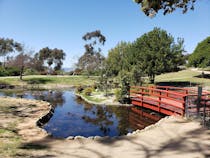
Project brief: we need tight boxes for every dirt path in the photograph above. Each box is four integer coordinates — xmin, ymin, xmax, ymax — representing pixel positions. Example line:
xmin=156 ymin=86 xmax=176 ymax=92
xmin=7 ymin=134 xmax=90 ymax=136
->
xmin=25 ymin=116 xmax=210 ymax=158
xmin=0 ymin=97 xmax=209 ymax=158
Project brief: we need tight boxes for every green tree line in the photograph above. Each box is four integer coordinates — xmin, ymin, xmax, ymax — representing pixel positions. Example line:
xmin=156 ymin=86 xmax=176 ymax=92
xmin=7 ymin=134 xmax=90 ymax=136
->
xmin=0 ymin=37 xmax=66 ymax=79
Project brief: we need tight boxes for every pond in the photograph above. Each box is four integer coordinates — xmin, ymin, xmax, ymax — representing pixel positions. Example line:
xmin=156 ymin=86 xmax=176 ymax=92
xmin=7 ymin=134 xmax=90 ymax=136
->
xmin=0 ymin=89 xmax=163 ymax=138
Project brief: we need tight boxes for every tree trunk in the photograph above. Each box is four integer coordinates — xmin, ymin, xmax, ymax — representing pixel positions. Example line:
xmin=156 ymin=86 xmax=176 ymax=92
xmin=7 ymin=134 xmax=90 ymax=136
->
xmin=20 ymin=66 xmax=24 ymax=80
xmin=149 ymin=74 xmax=155 ymax=84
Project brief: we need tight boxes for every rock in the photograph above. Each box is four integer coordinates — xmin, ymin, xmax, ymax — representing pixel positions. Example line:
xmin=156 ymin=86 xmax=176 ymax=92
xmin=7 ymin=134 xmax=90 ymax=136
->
xmin=87 ymin=136 xmax=94 ymax=140
xmin=94 ymin=136 xmax=102 ymax=140
xmin=66 ymin=136 xmax=74 ymax=140
xmin=74 ymin=136 xmax=85 ymax=140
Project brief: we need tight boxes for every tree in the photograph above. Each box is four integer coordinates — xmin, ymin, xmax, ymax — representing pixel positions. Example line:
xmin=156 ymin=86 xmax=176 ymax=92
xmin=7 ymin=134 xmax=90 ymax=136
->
xmin=188 ymin=36 xmax=210 ymax=68
xmin=105 ymin=41 xmax=134 ymax=77
xmin=52 ymin=48 xmax=66 ymax=71
xmin=6 ymin=51 xmax=32 ymax=80
xmin=134 ymin=27 xmax=185 ymax=83
xmin=77 ymin=30 xmax=106 ymax=76
xmin=134 ymin=0 xmax=196 ymax=16
xmin=0 ymin=37 xmax=23 ymax=67
xmin=38 ymin=47 xmax=66 ymax=74
xmin=31 ymin=53 xmax=45 ymax=73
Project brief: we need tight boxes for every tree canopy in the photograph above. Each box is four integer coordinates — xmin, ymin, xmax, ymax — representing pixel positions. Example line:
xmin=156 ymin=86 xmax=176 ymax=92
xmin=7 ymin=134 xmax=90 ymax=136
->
xmin=38 ymin=47 xmax=66 ymax=73
xmin=0 ymin=38 xmax=23 ymax=67
xmin=77 ymin=30 xmax=106 ymax=76
xmin=0 ymin=38 xmax=22 ymax=56
xmin=6 ymin=52 xmax=32 ymax=80
xmin=188 ymin=36 xmax=210 ymax=68
xmin=134 ymin=0 xmax=196 ymax=16
xmin=104 ymin=28 xmax=185 ymax=84
xmin=134 ymin=28 xmax=184 ymax=83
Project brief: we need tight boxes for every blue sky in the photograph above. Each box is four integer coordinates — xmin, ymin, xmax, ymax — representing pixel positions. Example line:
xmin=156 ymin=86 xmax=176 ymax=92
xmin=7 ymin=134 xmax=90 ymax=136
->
xmin=0 ymin=0 xmax=210 ymax=68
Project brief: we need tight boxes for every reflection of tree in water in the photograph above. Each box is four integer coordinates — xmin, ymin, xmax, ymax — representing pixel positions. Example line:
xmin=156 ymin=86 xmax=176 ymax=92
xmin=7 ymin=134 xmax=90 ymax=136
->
xmin=74 ymin=97 xmax=112 ymax=135
xmin=75 ymin=96 xmax=92 ymax=111
xmin=82 ymin=105 xmax=114 ymax=135
xmin=75 ymin=96 xmax=132 ymax=136
xmin=32 ymin=91 xmax=65 ymax=107
xmin=111 ymin=106 xmax=131 ymax=135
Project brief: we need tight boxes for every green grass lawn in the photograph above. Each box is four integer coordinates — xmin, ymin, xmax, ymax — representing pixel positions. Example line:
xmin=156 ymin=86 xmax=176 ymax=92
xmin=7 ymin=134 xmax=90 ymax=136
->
xmin=155 ymin=69 xmax=210 ymax=87
xmin=0 ymin=75 xmax=98 ymax=88
xmin=0 ymin=69 xmax=209 ymax=89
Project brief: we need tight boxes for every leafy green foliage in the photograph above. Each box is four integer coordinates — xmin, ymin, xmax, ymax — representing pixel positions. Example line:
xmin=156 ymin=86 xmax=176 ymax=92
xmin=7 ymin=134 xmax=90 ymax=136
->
xmin=76 ymin=85 xmax=85 ymax=93
xmin=24 ymin=68 xmax=39 ymax=75
xmin=134 ymin=0 xmax=196 ymax=16
xmin=104 ymin=28 xmax=184 ymax=84
xmin=83 ymin=87 xmax=94 ymax=96
xmin=0 ymin=67 xmax=7 ymax=76
xmin=114 ymin=88 xmax=121 ymax=101
xmin=105 ymin=42 xmax=134 ymax=77
xmin=134 ymin=27 xmax=184 ymax=83
xmin=188 ymin=36 xmax=210 ymax=68
xmin=0 ymin=66 xmax=20 ymax=76
xmin=112 ymin=75 xmax=131 ymax=104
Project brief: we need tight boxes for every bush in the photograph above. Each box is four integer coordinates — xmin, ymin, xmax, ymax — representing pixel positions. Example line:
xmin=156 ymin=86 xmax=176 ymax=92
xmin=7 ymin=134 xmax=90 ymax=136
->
xmin=0 ymin=67 xmax=7 ymax=76
xmin=76 ymin=85 xmax=85 ymax=93
xmin=5 ymin=67 xmax=20 ymax=76
xmin=24 ymin=68 xmax=39 ymax=75
xmin=83 ymin=87 xmax=94 ymax=96
xmin=0 ymin=66 xmax=22 ymax=76
xmin=114 ymin=88 xmax=121 ymax=101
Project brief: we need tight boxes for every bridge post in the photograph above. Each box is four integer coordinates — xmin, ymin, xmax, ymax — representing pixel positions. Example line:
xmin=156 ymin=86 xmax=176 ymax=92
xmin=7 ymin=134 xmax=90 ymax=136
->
xmin=197 ymin=86 xmax=202 ymax=117
xmin=184 ymin=96 xmax=189 ymax=117
xmin=158 ymin=91 xmax=161 ymax=112
xmin=203 ymin=99 xmax=207 ymax=126
xmin=166 ymin=87 xmax=168 ymax=97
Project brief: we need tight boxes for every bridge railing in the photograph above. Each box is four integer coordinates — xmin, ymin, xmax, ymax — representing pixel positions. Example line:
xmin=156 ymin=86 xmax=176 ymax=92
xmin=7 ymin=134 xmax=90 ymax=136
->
xmin=130 ymin=86 xmax=210 ymax=116
xmin=130 ymin=86 xmax=187 ymax=116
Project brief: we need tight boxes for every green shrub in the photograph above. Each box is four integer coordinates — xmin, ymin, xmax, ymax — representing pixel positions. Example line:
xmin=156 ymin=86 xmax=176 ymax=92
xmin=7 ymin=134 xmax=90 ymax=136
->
xmin=0 ymin=67 xmax=20 ymax=76
xmin=83 ymin=87 xmax=94 ymax=96
xmin=76 ymin=85 xmax=85 ymax=93
xmin=114 ymin=88 xmax=122 ymax=101
xmin=24 ymin=68 xmax=39 ymax=75
xmin=0 ymin=67 xmax=7 ymax=76
xmin=6 ymin=67 xmax=20 ymax=76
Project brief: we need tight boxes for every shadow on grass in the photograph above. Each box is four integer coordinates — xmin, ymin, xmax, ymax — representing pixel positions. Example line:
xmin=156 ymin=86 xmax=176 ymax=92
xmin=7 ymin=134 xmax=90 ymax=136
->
xmin=24 ymin=78 xmax=53 ymax=84
xmin=195 ymin=73 xmax=210 ymax=79
xmin=19 ymin=143 xmax=49 ymax=150
xmin=155 ymin=81 xmax=198 ymax=87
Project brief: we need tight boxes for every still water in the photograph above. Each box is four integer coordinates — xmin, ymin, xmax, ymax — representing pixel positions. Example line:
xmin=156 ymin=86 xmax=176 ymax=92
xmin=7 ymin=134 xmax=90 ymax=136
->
xmin=0 ymin=89 xmax=163 ymax=138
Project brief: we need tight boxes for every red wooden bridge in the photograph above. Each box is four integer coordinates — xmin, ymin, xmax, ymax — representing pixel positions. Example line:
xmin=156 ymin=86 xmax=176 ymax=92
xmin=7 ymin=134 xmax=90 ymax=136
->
xmin=130 ymin=86 xmax=210 ymax=116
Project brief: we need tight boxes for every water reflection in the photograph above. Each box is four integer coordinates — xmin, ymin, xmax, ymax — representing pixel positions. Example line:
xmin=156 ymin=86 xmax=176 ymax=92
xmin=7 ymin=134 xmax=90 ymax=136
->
xmin=0 ymin=90 xmax=163 ymax=138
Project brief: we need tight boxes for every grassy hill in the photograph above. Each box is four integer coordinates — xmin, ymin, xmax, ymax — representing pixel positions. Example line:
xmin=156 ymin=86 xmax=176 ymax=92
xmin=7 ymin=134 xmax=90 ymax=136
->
xmin=155 ymin=69 xmax=210 ymax=87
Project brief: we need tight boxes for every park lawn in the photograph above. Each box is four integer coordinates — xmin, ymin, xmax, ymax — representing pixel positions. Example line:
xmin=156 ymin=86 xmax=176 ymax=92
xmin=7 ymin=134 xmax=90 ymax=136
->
xmin=155 ymin=69 xmax=210 ymax=87
xmin=0 ymin=75 xmax=98 ymax=88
